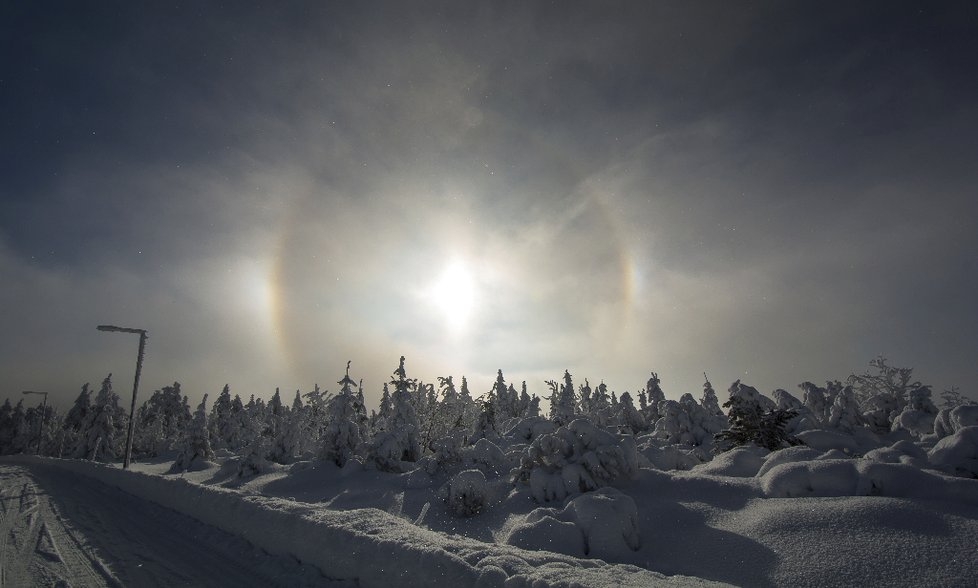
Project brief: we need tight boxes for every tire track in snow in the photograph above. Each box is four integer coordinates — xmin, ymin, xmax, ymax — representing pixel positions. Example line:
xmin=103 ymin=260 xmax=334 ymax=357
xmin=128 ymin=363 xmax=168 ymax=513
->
xmin=9 ymin=462 xmax=344 ymax=587
xmin=0 ymin=465 xmax=115 ymax=587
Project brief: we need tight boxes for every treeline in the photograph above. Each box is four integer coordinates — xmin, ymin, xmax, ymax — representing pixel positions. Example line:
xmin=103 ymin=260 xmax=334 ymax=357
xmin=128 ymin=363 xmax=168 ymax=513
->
xmin=0 ymin=355 xmax=972 ymax=471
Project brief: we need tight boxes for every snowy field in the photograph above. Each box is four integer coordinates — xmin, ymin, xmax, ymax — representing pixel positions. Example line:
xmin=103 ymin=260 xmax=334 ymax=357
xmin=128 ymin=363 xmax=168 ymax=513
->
xmin=4 ymin=426 xmax=977 ymax=588
xmin=4 ymin=363 xmax=978 ymax=586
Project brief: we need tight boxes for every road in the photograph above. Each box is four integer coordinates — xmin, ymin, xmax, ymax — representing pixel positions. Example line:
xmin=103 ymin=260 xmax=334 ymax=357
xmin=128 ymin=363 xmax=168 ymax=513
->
xmin=0 ymin=461 xmax=347 ymax=587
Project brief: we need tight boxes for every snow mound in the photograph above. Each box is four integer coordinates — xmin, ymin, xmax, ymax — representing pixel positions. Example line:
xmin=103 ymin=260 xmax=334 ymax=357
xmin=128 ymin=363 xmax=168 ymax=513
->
xmin=36 ymin=457 xmax=719 ymax=587
xmin=928 ymin=426 xmax=978 ymax=478
xmin=691 ymin=445 xmax=768 ymax=477
xmin=507 ymin=488 xmax=641 ymax=561
xmin=864 ymin=440 xmax=929 ymax=468
xmin=793 ymin=429 xmax=862 ymax=454
xmin=760 ymin=458 xmax=978 ymax=503
xmin=755 ymin=446 xmax=822 ymax=477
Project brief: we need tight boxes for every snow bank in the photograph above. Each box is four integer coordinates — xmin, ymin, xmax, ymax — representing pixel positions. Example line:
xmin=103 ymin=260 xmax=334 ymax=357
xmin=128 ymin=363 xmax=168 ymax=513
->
xmin=506 ymin=488 xmax=641 ymax=561
xmin=31 ymin=457 xmax=723 ymax=588
xmin=760 ymin=458 xmax=978 ymax=502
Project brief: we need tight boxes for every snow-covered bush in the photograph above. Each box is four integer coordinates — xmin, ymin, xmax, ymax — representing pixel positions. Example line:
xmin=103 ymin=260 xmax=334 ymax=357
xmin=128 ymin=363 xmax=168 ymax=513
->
xmin=504 ymin=416 xmax=556 ymax=443
xmin=927 ymin=426 xmax=978 ymax=478
xmin=636 ymin=440 xmax=708 ymax=471
xmin=460 ymin=437 xmax=508 ymax=474
xmin=515 ymin=418 xmax=637 ymax=503
xmin=932 ymin=404 xmax=978 ymax=439
xmin=448 ymin=469 xmax=489 ymax=517
xmin=890 ymin=386 xmax=938 ymax=438
xmin=237 ymin=436 xmax=274 ymax=478
xmin=506 ymin=488 xmax=641 ymax=560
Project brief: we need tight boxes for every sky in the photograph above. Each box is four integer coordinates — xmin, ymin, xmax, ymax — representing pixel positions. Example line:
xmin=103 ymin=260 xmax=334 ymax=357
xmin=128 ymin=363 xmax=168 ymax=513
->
xmin=2 ymin=1 xmax=977 ymax=412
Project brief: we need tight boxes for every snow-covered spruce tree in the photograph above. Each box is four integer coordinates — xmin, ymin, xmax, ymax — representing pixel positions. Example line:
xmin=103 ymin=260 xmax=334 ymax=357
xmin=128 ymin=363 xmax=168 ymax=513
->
xmin=367 ymin=356 xmax=422 ymax=471
xmin=64 ymin=383 xmax=92 ymax=433
xmin=172 ymin=394 xmax=215 ymax=472
xmin=515 ymin=418 xmax=638 ymax=503
xmin=321 ymin=361 xmax=363 ymax=467
xmin=3 ymin=401 xmax=28 ymax=455
xmin=700 ymin=375 xmax=724 ymax=417
xmin=827 ymin=385 xmax=865 ymax=433
xmin=59 ymin=383 xmax=92 ymax=456
xmin=136 ymin=382 xmax=192 ymax=455
xmin=643 ymin=372 xmax=666 ymax=424
xmin=588 ymin=381 xmax=613 ymax=427
xmin=652 ymin=399 xmax=694 ymax=445
xmin=225 ymin=393 xmax=248 ymax=450
xmin=208 ymin=384 xmax=234 ymax=450
xmin=0 ymin=400 xmax=13 ymax=454
xmin=617 ymin=392 xmax=647 ymax=434
xmin=548 ymin=370 xmax=577 ymax=427
xmin=470 ymin=397 xmax=500 ymax=443
xmin=77 ymin=374 xmax=125 ymax=462
xmin=715 ymin=392 xmax=800 ymax=452
xmin=799 ymin=381 xmax=830 ymax=426
xmin=679 ymin=393 xmax=726 ymax=446
xmin=890 ymin=385 xmax=939 ymax=437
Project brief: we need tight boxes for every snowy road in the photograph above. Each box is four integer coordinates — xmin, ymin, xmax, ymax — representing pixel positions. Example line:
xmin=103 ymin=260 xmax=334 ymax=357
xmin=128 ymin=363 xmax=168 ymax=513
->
xmin=0 ymin=462 xmax=344 ymax=587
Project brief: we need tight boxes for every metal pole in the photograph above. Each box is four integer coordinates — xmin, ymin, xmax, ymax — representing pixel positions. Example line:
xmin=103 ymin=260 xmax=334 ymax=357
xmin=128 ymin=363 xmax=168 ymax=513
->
xmin=38 ymin=393 xmax=47 ymax=454
xmin=97 ymin=325 xmax=148 ymax=470
xmin=123 ymin=331 xmax=147 ymax=469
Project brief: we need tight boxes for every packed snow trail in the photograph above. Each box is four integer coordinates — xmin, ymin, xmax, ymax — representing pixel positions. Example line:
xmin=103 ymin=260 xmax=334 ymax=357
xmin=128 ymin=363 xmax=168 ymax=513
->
xmin=0 ymin=464 xmax=117 ymax=587
xmin=0 ymin=462 xmax=342 ymax=587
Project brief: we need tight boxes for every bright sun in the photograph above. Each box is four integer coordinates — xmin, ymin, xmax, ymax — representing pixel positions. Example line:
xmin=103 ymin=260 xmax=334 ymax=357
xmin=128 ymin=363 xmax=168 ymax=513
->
xmin=428 ymin=259 xmax=476 ymax=332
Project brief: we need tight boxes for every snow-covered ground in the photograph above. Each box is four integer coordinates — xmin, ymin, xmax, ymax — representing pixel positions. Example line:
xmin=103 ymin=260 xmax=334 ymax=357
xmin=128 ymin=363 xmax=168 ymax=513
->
xmin=4 ymin=443 xmax=976 ymax=587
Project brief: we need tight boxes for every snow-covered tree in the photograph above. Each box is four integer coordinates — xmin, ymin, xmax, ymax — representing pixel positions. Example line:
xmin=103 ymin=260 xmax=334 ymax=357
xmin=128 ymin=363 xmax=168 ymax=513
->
xmin=172 ymin=394 xmax=215 ymax=471
xmin=367 ymin=356 xmax=422 ymax=470
xmin=827 ymin=386 xmax=864 ymax=433
xmin=617 ymin=392 xmax=647 ymax=434
xmin=321 ymin=362 xmax=362 ymax=466
xmin=715 ymin=382 xmax=799 ymax=452
xmin=77 ymin=374 xmax=125 ymax=461
xmin=515 ymin=419 xmax=638 ymax=503
xmin=208 ymin=384 xmax=234 ymax=450
xmin=548 ymin=370 xmax=577 ymax=426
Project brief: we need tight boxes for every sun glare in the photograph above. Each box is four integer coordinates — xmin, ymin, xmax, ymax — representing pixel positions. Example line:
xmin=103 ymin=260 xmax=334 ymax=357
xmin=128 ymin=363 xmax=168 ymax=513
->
xmin=428 ymin=259 xmax=476 ymax=332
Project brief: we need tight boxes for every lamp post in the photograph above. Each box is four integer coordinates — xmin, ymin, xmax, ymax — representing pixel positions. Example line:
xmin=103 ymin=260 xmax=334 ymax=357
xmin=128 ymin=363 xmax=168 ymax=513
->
xmin=97 ymin=325 xmax=148 ymax=469
xmin=21 ymin=390 xmax=48 ymax=455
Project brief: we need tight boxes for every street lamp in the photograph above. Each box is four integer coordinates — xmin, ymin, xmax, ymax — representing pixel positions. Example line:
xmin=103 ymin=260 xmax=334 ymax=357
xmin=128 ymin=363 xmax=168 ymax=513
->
xmin=21 ymin=390 xmax=48 ymax=455
xmin=97 ymin=324 xmax=148 ymax=469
